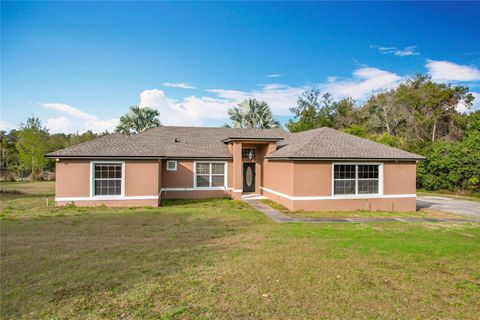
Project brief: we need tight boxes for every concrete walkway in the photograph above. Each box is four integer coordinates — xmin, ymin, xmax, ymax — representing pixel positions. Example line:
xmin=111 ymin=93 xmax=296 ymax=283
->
xmin=244 ymin=199 xmax=480 ymax=224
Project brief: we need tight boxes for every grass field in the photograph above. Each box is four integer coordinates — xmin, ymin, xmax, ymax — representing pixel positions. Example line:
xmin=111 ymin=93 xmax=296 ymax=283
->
xmin=1 ymin=182 xmax=480 ymax=319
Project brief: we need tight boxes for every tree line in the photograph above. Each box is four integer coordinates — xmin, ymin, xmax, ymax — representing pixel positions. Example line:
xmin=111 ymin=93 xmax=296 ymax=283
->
xmin=1 ymin=74 xmax=478 ymax=194
xmin=0 ymin=118 xmax=102 ymax=180
xmin=225 ymin=74 xmax=479 ymax=194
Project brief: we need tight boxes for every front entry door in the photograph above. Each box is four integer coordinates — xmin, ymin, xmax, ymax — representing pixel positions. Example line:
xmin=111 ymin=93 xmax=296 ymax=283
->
xmin=243 ymin=163 xmax=256 ymax=192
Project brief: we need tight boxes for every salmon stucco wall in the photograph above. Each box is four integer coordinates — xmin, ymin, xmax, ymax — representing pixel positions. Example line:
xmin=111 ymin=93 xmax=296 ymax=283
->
xmin=56 ymin=160 xmax=90 ymax=198
xmin=262 ymin=160 xmax=295 ymax=208
xmin=384 ymin=162 xmax=416 ymax=195
xmin=160 ymin=159 xmax=233 ymax=200
xmin=55 ymin=159 xmax=161 ymax=207
xmin=292 ymin=161 xmax=332 ymax=196
xmin=290 ymin=198 xmax=416 ymax=212
xmin=261 ymin=160 xmax=417 ymax=212
xmin=56 ymin=199 xmax=159 ymax=207
xmin=125 ymin=160 xmax=160 ymax=197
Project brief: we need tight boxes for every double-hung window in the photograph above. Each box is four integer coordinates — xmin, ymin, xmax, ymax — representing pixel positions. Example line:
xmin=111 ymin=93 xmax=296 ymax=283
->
xmin=195 ymin=162 xmax=226 ymax=188
xmin=93 ymin=162 xmax=123 ymax=196
xmin=333 ymin=164 xmax=380 ymax=195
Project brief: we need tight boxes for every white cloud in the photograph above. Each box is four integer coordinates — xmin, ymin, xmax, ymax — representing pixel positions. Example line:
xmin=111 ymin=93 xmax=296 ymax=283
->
xmin=372 ymin=45 xmax=419 ymax=57
xmin=426 ymin=60 xmax=480 ymax=82
xmin=163 ymin=82 xmax=196 ymax=89
xmin=209 ymin=84 xmax=304 ymax=116
xmin=41 ymin=103 xmax=118 ymax=133
xmin=41 ymin=103 xmax=97 ymax=121
xmin=142 ymin=66 xmax=402 ymax=125
xmin=321 ymin=67 xmax=402 ymax=100
xmin=0 ymin=120 xmax=16 ymax=131
xmin=138 ymin=83 xmax=305 ymax=126
xmin=266 ymin=74 xmax=282 ymax=78
xmin=46 ymin=117 xmax=73 ymax=133
xmin=139 ymin=89 xmax=234 ymax=126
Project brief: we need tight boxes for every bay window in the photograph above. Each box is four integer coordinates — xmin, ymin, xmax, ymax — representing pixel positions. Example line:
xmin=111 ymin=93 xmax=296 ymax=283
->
xmin=333 ymin=164 xmax=380 ymax=196
xmin=195 ymin=162 xmax=226 ymax=188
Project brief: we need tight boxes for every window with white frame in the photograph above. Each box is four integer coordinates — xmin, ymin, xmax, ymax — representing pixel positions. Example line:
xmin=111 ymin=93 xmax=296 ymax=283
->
xmin=333 ymin=164 xmax=380 ymax=195
xmin=93 ymin=163 xmax=123 ymax=196
xmin=195 ymin=162 xmax=226 ymax=188
xmin=166 ymin=160 xmax=177 ymax=171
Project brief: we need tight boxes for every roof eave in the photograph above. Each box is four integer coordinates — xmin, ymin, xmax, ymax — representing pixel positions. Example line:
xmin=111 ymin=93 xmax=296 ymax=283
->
xmin=46 ymin=155 xmax=234 ymax=160
xmin=265 ymin=156 xmax=426 ymax=161
xmin=221 ymin=137 xmax=284 ymax=143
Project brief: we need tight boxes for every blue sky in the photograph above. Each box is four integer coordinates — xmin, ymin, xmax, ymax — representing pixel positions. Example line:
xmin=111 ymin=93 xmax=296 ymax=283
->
xmin=2 ymin=1 xmax=480 ymax=133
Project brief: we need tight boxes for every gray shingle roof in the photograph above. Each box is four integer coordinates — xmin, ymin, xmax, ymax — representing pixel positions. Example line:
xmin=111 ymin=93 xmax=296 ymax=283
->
xmin=267 ymin=127 xmax=424 ymax=160
xmin=47 ymin=126 xmax=424 ymax=160
xmin=47 ymin=126 xmax=290 ymax=158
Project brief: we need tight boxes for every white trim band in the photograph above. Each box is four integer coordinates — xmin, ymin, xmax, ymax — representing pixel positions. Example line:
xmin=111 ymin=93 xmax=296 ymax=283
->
xmin=161 ymin=187 xmax=234 ymax=192
xmin=260 ymin=187 xmax=416 ymax=201
xmin=56 ymin=195 xmax=159 ymax=202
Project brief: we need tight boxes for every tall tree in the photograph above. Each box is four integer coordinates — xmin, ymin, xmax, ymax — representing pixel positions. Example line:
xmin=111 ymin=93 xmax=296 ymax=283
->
xmin=226 ymin=99 xmax=280 ymax=129
xmin=0 ymin=130 xmax=20 ymax=180
xmin=116 ymin=106 xmax=161 ymax=135
xmin=396 ymin=75 xmax=473 ymax=142
xmin=287 ymin=89 xmax=338 ymax=132
xmin=16 ymin=117 xmax=49 ymax=179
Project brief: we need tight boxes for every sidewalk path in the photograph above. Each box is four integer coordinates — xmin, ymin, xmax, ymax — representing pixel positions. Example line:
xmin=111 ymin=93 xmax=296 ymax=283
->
xmin=244 ymin=199 xmax=480 ymax=224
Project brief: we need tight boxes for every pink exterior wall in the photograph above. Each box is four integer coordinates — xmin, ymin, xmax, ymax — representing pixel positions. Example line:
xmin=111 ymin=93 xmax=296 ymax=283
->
xmin=262 ymin=160 xmax=295 ymax=209
xmin=261 ymin=160 xmax=417 ymax=212
xmin=56 ymin=160 xmax=91 ymax=198
xmin=125 ymin=160 xmax=160 ymax=197
xmin=293 ymin=161 xmax=332 ymax=196
xmin=160 ymin=159 xmax=233 ymax=200
xmin=55 ymin=159 xmax=160 ymax=207
xmin=384 ymin=162 xmax=416 ymax=195
xmin=57 ymin=199 xmax=159 ymax=207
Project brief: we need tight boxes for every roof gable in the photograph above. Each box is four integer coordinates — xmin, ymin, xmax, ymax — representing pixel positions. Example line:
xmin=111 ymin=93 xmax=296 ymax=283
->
xmin=267 ymin=127 xmax=425 ymax=160
xmin=47 ymin=126 xmax=290 ymax=158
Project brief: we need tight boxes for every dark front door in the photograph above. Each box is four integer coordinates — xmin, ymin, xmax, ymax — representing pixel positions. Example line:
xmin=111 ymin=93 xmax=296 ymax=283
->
xmin=243 ymin=163 xmax=256 ymax=192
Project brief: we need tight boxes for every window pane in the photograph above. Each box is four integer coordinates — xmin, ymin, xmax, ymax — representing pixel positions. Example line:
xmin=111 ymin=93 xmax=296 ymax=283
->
xmin=358 ymin=165 xmax=378 ymax=179
xmin=334 ymin=165 xmax=356 ymax=179
xmin=95 ymin=179 xmax=121 ymax=196
xmin=212 ymin=175 xmax=225 ymax=187
xmin=212 ymin=163 xmax=224 ymax=174
xmin=334 ymin=180 xmax=355 ymax=195
xmin=94 ymin=163 xmax=122 ymax=179
xmin=358 ymin=180 xmax=379 ymax=194
xmin=196 ymin=175 xmax=209 ymax=187
xmin=167 ymin=161 xmax=176 ymax=170
xmin=196 ymin=163 xmax=209 ymax=175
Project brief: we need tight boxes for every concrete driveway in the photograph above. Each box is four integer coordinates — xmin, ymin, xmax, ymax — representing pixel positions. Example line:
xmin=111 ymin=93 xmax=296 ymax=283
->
xmin=417 ymin=196 xmax=480 ymax=218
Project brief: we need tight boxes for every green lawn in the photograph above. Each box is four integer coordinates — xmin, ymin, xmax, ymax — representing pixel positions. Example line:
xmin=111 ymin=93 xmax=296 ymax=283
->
xmin=1 ymin=182 xmax=480 ymax=319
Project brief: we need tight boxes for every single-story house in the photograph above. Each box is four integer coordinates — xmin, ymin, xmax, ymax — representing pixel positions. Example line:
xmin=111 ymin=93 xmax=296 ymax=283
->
xmin=47 ymin=126 xmax=425 ymax=211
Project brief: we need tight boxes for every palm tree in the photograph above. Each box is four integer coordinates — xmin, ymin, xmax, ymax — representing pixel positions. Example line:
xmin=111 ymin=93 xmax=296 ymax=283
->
xmin=116 ymin=106 xmax=161 ymax=135
xmin=226 ymin=99 xmax=280 ymax=129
